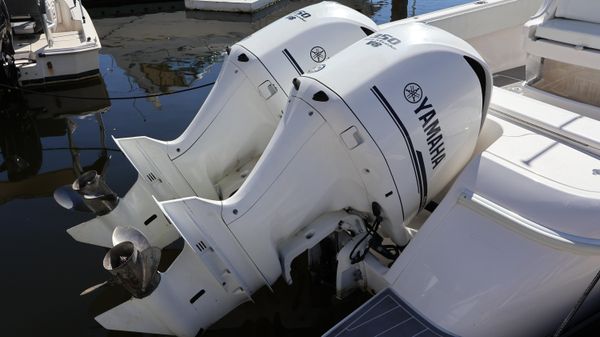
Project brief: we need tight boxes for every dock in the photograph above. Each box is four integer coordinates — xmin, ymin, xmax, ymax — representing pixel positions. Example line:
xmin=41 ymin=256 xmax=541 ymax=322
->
xmin=184 ymin=0 xmax=280 ymax=13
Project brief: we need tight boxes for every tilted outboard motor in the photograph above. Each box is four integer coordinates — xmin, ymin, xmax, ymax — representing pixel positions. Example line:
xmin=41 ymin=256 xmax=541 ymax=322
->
xmin=93 ymin=22 xmax=491 ymax=337
xmin=65 ymin=2 xmax=380 ymax=248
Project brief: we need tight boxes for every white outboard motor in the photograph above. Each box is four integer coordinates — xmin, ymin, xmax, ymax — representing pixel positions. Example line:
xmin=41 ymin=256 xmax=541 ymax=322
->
xmin=94 ymin=22 xmax=491 ymax=337
xmin=66 ymin=2 xmax=379 ymax=248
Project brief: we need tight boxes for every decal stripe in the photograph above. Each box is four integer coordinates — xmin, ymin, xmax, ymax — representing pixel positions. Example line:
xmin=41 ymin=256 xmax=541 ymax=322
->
xmin=282 ymin=49 xmax=304 ymax=75
xmin=416 ymin=151 xmax=428 ymax=209
xmin=371 ymin=86 xmax=426 ymax=210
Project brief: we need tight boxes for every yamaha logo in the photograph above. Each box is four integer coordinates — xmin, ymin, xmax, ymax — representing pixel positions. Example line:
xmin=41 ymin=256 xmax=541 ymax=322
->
xmin=404 ymin=83 xmax=423 ymax=104
xmin=310 ymin=46 xmax=326 ymax=63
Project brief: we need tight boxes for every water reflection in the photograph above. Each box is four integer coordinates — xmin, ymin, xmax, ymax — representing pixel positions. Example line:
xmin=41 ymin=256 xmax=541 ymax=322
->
xmin=88 ymin=0 xmax=185 ymax=18
xmin=96 ymin=11 xmax=227 ymax=94
xmin=0 ymin=78 xmax=111 ymax=205
xmin=391 ymin=0 xmax=408 ymax=21
xmin=95 ymin=0 xmax=386 ymax=95
xmin=139 ymin=58 xmax=209 ymax=91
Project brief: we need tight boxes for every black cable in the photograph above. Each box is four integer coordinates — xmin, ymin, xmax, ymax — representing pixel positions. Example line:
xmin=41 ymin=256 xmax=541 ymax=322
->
xmin=349 ymin=231 xmax=372 ymax=264
xmin=0 ymin=81 xmax=216 ymax=101
xmin=42 ymin=147 xmax=121 ymax=152
xmin=348 ymin=202 xmax=401 ymax=264
xmin=349 ymin=216 xmax=381 ymax=264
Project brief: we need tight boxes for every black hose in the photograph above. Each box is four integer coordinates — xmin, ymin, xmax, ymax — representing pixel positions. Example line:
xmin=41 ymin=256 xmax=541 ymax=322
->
xmin=43 ymin=147 xmax=121 ymax=152
xmin=0 ymin=81 xmax=216 ymax=101
xmin=349 ymin=202 xmax=401 ymax=264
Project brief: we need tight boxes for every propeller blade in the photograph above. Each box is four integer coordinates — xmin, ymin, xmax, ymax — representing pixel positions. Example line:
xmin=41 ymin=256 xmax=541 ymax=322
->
xmin=112 ymin=226 xmax=151 ymax=251
xmin=80 ymin=281 xmax=108 ymax=296
xmin=53 ymin=185 xmax=91 ymax=212
xmin=140 ymin=246 xmax=161 ymax=292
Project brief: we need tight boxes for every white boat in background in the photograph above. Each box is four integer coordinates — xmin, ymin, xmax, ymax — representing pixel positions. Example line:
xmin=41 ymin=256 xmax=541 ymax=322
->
xmin=56 ymin=0 xmax=600 ymax=336
xmin=5 ymin=0 xmax=100 ymax=86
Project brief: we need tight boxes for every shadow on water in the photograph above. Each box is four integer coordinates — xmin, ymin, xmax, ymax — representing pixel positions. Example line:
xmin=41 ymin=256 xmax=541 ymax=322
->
xmin=0 ymin=0 xmax=476 ymax=336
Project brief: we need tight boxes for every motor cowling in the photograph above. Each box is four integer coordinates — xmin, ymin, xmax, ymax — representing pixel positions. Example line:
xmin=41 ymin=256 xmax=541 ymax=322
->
xmin=167 ymin=1 xmax=379 ymax=169
xmin=291 ymin=22 xmax=492 ymax=244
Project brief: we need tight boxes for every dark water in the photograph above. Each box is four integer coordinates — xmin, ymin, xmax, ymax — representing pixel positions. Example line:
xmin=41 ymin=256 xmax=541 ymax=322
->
xmin=0 ymin=1 xmax=473 ymax=336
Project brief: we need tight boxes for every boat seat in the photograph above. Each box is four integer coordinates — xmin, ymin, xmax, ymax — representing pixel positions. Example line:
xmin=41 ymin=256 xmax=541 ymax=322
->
xmin=11 ymin=20 xmax=36 ymax=35
xmin=525 ymin=0 xmax=600 ymax=70
xmin=553 ymin=0 xmax=600 ymax=24
xmin=536 ymin=19 xmax=600 ymax=50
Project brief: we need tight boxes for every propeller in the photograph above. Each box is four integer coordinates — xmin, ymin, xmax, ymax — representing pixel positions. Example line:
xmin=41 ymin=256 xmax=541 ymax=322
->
xmin=80 ymin=281 xmax=109 ymax=296
xmin=54 ymin=170 xmax=119 ymax=215
xmin=53 ymin=184 xmax=91 ymax=212
xmin=80 ymin=227 xmax=161 ymax=298
xmin=112 ymin=226 xmax=151 ymax=251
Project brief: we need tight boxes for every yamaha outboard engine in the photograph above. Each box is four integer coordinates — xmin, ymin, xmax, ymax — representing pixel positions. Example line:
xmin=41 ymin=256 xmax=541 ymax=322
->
xmin=93 ymin=21 xmax=491 ymax=337
xmin=65 ymin=2 xmax=380 ymax=249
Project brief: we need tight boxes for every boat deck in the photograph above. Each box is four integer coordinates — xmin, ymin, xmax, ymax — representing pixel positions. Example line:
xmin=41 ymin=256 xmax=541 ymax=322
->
xmin=13 ymin=34 xmax=47 ymax=62
xmin=492 ymin=66 xmax=525 ymax=87
xmin=14 ymin=31 xmax=86 ymax=61
xmin=532 ymin=59 xmax=600 ymax=108
xmin=50 ymin=31 xmax=85 ymax=49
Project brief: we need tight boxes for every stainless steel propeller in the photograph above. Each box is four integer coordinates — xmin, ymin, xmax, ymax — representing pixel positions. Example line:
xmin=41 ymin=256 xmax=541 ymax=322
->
xmin=81 ymin=226 xmax=161 ymax=298
xmin=53 ymin=170 xmax=119 ymax=214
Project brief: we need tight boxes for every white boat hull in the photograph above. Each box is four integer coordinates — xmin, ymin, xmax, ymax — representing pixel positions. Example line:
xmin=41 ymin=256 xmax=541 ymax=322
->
xmin=11 ymin=2 xmax=101 ymax=85
xmin=17 ymin=46 xmax=100 ymax=85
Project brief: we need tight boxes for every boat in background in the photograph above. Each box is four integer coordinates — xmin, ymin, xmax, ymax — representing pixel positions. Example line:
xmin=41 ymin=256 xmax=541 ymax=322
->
xmin=55 ymin=0 xmax=600 ymax=336
xmin=4 ymin=0 xmax=101 ymax=86
xmin=85 ymin=0 xmax=181 ymax=8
